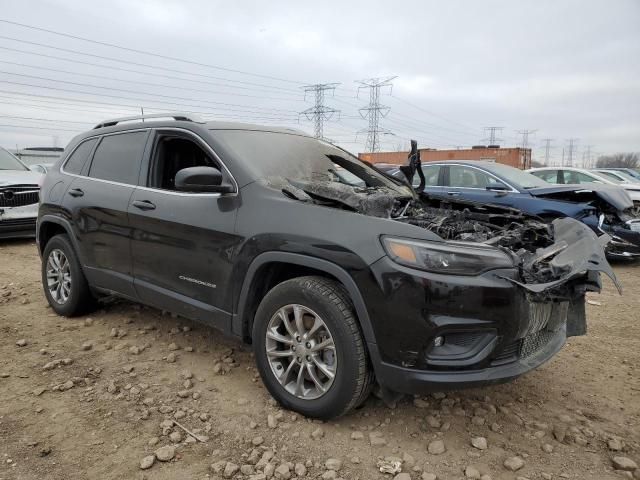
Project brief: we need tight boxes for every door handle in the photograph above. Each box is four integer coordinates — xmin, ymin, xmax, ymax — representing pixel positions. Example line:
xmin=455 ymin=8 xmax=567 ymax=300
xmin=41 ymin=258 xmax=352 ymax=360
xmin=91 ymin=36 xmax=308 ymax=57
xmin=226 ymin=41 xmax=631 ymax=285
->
xmin=132 ymin=200 xmax=156 ymax=211
xmin=68 ymin=188 xmax=84 ymax=197
xmin=447 ymin=191 xmax=460 ymax=196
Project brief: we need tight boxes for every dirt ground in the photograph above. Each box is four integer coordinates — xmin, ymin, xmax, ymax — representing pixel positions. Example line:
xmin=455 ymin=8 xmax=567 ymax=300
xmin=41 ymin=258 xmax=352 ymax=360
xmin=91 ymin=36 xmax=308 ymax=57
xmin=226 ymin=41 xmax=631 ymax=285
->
xmin=1 ymin=239 xmax=639 ymax=480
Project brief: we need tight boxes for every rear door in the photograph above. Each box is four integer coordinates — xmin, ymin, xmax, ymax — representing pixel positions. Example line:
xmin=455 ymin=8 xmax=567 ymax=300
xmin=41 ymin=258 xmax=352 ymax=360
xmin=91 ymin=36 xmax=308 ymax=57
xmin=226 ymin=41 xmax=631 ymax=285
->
xmin=62 ymin=130 xmax=149 ymax=297
xmin=128 ymin=129 xmax=241 ymax=331
xmin=442 ymin=164 xmax=517 ymax=207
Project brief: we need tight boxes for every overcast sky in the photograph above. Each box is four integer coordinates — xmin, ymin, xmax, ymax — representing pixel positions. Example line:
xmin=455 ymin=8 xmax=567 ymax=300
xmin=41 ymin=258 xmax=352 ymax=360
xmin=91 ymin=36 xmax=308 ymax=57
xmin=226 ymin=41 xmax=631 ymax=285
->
xmin=1 ymin=0 xmax=638 ymax=164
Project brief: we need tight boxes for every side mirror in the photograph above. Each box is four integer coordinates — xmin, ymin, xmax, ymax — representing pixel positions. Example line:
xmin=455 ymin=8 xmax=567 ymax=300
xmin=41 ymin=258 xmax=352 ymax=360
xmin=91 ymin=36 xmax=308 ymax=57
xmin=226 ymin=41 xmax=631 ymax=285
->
xmin=486 ymin=182 xmax=509 ymax=193
xmin=174 ymin=166 xmax=234 ymax=193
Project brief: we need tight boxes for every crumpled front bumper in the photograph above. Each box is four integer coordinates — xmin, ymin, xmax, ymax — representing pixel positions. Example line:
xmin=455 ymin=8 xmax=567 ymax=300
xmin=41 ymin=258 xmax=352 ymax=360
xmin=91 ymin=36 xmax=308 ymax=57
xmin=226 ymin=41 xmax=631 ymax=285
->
xmin=371 ymin=323 xmax=567 ymax=394
xmin=0 ymin=203 xmax=38 ymax=239
xmin=363 ymin=217 xmax=616 ymax=395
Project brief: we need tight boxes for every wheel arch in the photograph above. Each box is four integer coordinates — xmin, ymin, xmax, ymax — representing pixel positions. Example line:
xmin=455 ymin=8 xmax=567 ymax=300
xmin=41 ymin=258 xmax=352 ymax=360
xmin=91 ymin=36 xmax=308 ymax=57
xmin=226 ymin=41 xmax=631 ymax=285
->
xmin=233 ymin=252 xmax=376 ymax=348
xmin=37 ymin=216 xmax=83 ymax=262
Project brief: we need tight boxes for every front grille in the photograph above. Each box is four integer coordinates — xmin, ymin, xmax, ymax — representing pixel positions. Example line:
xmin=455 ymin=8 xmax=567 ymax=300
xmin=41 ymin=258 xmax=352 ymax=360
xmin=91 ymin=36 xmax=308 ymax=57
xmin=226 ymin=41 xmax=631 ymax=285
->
xmin=0 ymin=185 xmax=40 ymax=207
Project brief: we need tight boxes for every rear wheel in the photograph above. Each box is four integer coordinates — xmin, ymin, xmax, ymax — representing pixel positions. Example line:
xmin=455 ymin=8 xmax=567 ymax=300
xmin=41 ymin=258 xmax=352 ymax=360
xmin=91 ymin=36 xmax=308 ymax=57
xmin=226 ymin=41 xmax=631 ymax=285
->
xmin=42 ymin=234 xmax=97 ymax=316
xmin=253 ymin=276 xmax=373 ymax=419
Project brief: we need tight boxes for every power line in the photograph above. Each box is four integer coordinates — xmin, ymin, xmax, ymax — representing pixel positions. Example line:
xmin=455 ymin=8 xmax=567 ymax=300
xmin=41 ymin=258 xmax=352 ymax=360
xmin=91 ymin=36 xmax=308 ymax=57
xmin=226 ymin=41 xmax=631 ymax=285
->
xmin=541 ymin=138 xmax=554 ymax=164
xmin=356 ymin=76 xmax=397 ymax=153
xmin=388 ymin=95 xmax=482 ymax=136
xmin=516 ymin=129 xmax=537 ymax=149
xmin=300 ymin=83 xmax=340 ymax=140
xmin=0 ymin=19 xmax=306 ymax=85
xmin=582 ymin=145 xmax=594 ymax=168
xmin=565 ymin=138 xmax=579 ymax=167
xmin=0 ymin=76 xmax=300 ymax=115
xmin=483 ymin=126 xmax=504 ymax=145
xmin=0 ymin=38 xmax=303 ymax=94
xmin=0 ymin=59 xmax=305 ymax=102
xmin=0 ymin=123 xmax=79 ymax=132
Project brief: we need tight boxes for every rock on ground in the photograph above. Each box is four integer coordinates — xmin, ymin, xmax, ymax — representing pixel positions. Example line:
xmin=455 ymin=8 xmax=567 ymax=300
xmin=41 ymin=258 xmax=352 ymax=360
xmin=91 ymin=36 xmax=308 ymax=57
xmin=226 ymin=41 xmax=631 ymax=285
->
xmin=154 ymin=445 xmax=175 ymax=462
xmin=503 ymin=456 xmax=525 ymax=472
xmin=612 ymin=456 xmax=638 ymax=471
xmin=428 ymin=440 xmax=446 ymax=455
xmin=139 ymin=455 xmax=155 ymax=470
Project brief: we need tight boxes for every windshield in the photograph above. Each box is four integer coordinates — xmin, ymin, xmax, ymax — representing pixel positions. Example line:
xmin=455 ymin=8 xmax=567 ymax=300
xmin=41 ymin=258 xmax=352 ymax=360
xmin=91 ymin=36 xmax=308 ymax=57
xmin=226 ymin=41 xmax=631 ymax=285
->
xmin=0 ymin=147 xmax=28 ymax=171
xmin=486 ymin=163 xmax=548 ymax=189
xmin=213 ymin=130 xmax=409 ymax=193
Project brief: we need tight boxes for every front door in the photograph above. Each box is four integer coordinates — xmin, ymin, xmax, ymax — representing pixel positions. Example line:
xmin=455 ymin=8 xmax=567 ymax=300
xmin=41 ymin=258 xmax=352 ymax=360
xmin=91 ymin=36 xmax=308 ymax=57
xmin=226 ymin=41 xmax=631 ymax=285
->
xmin=128 ymin=129 xmax=241 ymax=331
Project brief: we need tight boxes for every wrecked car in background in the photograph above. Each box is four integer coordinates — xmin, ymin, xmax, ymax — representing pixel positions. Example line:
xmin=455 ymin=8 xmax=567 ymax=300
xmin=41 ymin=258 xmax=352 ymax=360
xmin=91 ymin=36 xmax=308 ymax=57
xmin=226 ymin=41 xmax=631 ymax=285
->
xmin=379 ymin=159 xmax=640 ymax=258
xmin=37 ymin=116 xmax=619 ymax=419
xmin=0 ymin=146 xmax=43 ymax=239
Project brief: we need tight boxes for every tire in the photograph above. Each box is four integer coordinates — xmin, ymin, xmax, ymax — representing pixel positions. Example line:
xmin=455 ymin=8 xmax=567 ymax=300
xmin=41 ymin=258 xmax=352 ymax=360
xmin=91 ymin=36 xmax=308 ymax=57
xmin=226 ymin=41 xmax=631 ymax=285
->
xmin=41 ymin=234 xmax=97 ymax=316
xmin=252 ymin=276 xmax=373 ymax=419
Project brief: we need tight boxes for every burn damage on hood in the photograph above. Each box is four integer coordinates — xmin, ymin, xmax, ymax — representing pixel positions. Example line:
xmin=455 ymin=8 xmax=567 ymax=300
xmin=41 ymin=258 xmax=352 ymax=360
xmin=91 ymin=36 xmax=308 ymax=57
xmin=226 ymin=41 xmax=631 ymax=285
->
xmin=265 ymin=176 xmax=620 ymax=295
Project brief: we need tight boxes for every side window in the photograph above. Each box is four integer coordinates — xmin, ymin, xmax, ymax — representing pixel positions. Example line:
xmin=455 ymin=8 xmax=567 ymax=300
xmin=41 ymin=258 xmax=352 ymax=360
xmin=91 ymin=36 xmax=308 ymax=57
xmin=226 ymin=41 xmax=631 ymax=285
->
xmin=419 ymin=165 xmax=441 ymax=187
xmin=63 ymin=138 xmax=98 ymax=175
xmin=89 ymin=132 xmax=148 ymax=184
xmin=448 ymin=166 xmax=499 ymax=188
xmin=564 ymin=171 xmax=599 ymax=184
xmin=148 ymin=133 xmax=217 ymax=191
xmin=534 ymin=170 xmax=559 ymax=183
xmin=576 ymin=172 xmax=602 ymax=184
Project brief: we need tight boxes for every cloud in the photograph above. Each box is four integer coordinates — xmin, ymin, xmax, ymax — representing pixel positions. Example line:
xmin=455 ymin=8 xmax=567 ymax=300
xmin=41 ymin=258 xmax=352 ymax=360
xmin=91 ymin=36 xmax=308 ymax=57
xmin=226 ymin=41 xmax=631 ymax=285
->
xmin=0 ymin=0 xmax=638 ymax=158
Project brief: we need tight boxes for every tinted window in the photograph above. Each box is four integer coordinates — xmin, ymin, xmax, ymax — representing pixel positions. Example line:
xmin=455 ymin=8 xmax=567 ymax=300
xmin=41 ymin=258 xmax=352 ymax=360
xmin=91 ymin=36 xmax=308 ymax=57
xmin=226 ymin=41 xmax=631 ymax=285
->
xmin=563 ymin=171 xmax=604 ymax=184
xmin=449 ymin=166 xmax=503 ymax=188
xmin=532 ymin=170 xmax=559 ymax=183
xmin=89 ymin=132 xmax=147 ymax=184
xmin=64 ymin=138 xmax=98 ymax=175
xmin=420 ymin=165 xmax=441 ymax=187
xmin=212 ymin=130 xmax=409 ymax=194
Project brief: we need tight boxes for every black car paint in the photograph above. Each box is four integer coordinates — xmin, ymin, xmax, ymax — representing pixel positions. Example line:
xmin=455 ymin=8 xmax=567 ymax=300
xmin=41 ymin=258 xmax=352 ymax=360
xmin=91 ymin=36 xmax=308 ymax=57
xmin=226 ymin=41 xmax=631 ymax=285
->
xmin=37 ymin=120 xmax=609 ymax=395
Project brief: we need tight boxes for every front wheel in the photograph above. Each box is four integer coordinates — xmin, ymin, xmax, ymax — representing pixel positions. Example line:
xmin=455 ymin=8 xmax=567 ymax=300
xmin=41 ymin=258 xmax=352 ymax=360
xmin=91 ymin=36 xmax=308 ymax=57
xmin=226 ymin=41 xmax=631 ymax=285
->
xmin=253 ymin=276 xmax=373 ymax=419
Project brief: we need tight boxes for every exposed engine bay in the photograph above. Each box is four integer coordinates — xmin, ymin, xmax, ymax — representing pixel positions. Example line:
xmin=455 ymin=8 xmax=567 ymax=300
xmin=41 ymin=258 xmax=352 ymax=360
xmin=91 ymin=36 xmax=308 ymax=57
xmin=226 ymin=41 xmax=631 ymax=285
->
xmin=270 ymin=176 xmax=620 ymax=294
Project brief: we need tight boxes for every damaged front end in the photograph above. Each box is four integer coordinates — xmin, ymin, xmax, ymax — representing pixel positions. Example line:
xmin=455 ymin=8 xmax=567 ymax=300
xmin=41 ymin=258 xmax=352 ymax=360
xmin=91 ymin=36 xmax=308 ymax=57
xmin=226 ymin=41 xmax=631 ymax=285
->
xmin=276 ymin=177 xmax=620 ymax=298
xmin=530 ymin=185 xmax=640 ymax=258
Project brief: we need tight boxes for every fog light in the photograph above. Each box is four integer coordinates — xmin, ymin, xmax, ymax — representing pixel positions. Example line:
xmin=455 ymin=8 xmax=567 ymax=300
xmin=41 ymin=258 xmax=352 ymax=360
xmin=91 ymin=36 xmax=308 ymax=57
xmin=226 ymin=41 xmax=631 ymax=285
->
xmin=433 ymin=336 xmax=444 ymax=347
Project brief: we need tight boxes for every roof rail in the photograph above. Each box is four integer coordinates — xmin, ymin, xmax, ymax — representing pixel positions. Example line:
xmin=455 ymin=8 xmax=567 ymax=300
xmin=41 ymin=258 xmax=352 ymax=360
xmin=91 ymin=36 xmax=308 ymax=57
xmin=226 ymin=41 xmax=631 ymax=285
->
xmin=93 ymin=113 xmax=205 ymax=129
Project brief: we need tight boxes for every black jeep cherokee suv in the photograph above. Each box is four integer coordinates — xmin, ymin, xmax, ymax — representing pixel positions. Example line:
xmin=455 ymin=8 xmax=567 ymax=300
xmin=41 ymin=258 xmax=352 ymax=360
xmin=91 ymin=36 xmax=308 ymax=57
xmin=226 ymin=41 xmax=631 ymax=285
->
xmin=37 ymin=114 xmax=618 ymax=419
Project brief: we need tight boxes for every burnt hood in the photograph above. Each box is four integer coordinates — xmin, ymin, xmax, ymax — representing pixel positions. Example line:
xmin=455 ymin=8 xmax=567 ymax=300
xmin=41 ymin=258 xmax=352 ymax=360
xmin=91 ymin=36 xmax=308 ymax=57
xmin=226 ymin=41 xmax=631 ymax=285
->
xmin=526 ymin=184 xmax=633 ymax=211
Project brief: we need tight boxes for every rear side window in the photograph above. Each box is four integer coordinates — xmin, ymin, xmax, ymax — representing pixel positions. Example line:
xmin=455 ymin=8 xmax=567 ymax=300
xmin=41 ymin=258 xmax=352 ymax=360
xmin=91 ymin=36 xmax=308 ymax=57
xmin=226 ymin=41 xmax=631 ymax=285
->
xmin=64 ymin=138 xmax=98 ymax=175
xmin=89 ymin=131 xmax=148 ymax=184
xmin=449 ymin=165 xmax=503 ymax=188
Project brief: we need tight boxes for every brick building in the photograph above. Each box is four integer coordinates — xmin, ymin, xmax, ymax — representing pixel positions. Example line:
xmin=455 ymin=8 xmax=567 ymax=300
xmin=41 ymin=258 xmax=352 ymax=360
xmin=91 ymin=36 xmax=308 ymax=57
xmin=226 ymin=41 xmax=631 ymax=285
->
xmin=359 ymin=146 xmax=532 ymax=170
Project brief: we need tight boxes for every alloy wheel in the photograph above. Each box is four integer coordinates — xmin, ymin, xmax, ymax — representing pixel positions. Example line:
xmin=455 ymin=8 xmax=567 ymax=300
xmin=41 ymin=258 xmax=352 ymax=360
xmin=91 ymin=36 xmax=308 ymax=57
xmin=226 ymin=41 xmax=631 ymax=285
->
xmin=265 ymin=304 xmax=337 ymax=400
xmin=46 ymin=249 xmax=72 ymax=304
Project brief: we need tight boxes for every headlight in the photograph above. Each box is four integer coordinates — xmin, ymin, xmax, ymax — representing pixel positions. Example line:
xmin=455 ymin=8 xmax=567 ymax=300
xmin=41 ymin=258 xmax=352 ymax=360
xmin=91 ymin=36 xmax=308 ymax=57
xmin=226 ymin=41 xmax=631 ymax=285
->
xmin=381 ymin=236 xmax=513 ymax=275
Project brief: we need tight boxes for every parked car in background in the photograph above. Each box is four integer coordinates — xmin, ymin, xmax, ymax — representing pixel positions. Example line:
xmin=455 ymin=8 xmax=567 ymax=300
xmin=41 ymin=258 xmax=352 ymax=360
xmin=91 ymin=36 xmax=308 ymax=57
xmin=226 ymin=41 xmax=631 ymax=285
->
xmin=0 ymin=146 xmax=43 ymax=239
xmin=36 ymin=114 xmax=618 ymax=418
xmin=594 ymin=168 xmax=640 ymax=184
xmin=29 ymin=163 xmax=53 ymax=175
xmin=596 ymin=167 xmax=640 ymax=181
xmin=527 ymin=167 xmax=640 ymax=206
xmin=378 ymin=161 xmax=640 ymax=258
